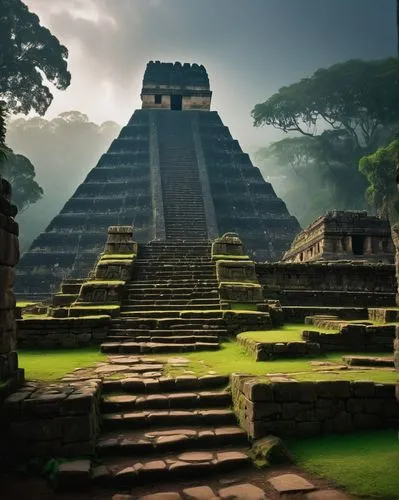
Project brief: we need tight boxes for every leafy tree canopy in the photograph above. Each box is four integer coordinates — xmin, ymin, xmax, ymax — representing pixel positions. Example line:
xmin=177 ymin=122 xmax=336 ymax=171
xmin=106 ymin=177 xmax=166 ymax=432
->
xmin=0 ymin=0 xmax=71 ymax=115
xmin=0 ymin=148 xmax=43 ymax=211
xmin=359 ymin=139 xmax=399 ymax=219
xmin=252 ymin=58 xmax=399 ymax=151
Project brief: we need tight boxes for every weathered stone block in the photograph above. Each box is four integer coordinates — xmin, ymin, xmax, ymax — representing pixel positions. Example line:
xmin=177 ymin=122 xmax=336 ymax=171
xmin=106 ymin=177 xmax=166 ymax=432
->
xmin=217 ymin=259 xmax=258 ymax=283
xmin=243 ymin=380 xmax=273 ymax=402
xmin=212 ymin=232 xmax=245 ymax=257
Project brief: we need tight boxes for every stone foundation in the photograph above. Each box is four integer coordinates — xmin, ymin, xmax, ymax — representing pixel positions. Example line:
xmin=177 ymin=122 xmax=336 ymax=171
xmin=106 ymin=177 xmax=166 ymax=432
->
xmin=1 ymin=379 xmax=101 ymax=462
xmin=238 ymin=336 xmax=320 ymax=361
xmin=256 ymin=262 xmax=396 ymax=307
xmin=303 ymin=324 xmax=395 ymax=353
xmin=224 ymin=311 xmax=272 ymax=336
xmin=17 ymin=316 xmax=111 ymax=348
xmin=232 ymin=375 xmax=399 ymax=439
xmin=282 ymin=306 xmax=367 ymax=324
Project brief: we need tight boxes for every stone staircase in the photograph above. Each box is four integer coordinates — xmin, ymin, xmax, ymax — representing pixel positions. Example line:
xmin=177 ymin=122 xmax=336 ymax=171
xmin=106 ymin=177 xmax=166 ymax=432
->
xmin=95 ymin=371 xmax=251 ymax=487
xmin=157 ymin=111 xmax=209 ymax=241
xmin=100 ymin=242 xmax=226 ymax=354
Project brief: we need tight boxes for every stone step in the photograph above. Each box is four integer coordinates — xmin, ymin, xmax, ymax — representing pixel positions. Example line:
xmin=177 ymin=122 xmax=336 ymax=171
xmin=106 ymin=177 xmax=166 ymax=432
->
xmin=125 ymin=291 xmax=218 ymax=300
xmin=122 ymin=299 xmax=221 ymax=306
xmin=109 ymin=329 xmax=227 ymax=337
xmin=342 ymin=355 xmax=394 ymax=367
xmin=97 ymin=425 xmax=247 ymax=456
xmin=111 ymin=318 xmax=226 ymax=329
xmin=134 ymin=259 xmax=215 ymax=270
xmin=125 ymin=283 xmax=218 ymax=289
xmin=127 ymin=280 xmax=218 ymax=286
xmin=100 ymin=341 xmax=220 ymax=354
xmin=102 ymin=408 xmax=237 ymax=430
xmin=134 ymin=266 xmax=216 ymax=279
xmin=97 ymin=449 xmax=251 ymax=486
xmin=102 ymin=391 xmax=232 ymax=412
xmin=108 ymin=335 xmax=219 ymax=344
xmin=120 ymin=304 xmax=222 ymax=312
xmin=102 ymin=374 xmax=230 ymax=395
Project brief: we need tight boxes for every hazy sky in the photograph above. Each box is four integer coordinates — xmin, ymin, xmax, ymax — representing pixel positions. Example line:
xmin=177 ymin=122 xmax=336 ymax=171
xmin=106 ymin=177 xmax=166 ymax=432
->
xmin=25 ymin=0 xmax=397 ymax=152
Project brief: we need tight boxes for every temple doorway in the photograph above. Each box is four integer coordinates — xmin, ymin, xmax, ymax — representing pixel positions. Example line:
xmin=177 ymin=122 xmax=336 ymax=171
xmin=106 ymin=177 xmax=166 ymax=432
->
xmin=352 ymin=235 xmax=365 ymax=255
xmin=171 ymin=94 xmax=182 ymax=110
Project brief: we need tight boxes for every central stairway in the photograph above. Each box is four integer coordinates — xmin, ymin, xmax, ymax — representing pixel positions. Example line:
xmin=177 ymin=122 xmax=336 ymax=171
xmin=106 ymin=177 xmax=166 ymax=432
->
xmin=95 ymin=111 xmax=251 ymax=492
xmin=157 ymin=111 xmax=209 ymax=241
xmin=100 ymin=111 xmax=227 ymax=355
xmin=101 ymin=242 xmax=226 ymax=354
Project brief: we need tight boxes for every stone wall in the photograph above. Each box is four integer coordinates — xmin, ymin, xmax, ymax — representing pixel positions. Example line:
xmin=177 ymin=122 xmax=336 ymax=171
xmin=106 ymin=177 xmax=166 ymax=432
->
xmin=17 ymin=316 xmax=111 ymax=348
xmin=231 ymin=375 xmax=399 ymax=439
xmin=1 ymin=379 xmax=101 ymax=462
xmin=256 ymin=262 xmax=396 ymax=307
xmin=0 ymin=176 xmax=22 ymax=401
xmin=303 ymin=324 xmax=395 ymax=353
xmin=237 ymin=335 xmax=320 ymax=361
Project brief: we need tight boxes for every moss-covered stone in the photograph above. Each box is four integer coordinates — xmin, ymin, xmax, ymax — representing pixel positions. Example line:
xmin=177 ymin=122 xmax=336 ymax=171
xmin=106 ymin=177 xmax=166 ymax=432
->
xmin=251 ymin=436 xmax=293 ymax=468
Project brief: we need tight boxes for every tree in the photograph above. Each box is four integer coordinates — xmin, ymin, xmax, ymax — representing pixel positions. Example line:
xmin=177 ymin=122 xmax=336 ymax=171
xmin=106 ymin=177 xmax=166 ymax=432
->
xmin=0 ymin=150 xmax=43 ymax=211
xmin=257 ymin=130 xmax=369 ymax=226
xmin=0 ymin=0 xmax=71 ymax=115
xmin=360 ymin=140 xmax=399 ymax=219
xmin=252 ymin=58 xmax=399 ymax=154
xmin=0 ymin=100 xmax=6 ymax=163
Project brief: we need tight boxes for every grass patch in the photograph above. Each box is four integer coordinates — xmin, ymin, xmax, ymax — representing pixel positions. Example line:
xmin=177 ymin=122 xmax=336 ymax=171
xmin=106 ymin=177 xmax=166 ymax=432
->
xmin=289 ymin=430 xmax=399 ymax=499
xmin=293 ymin=370 xmax=398 ymax=383
xmin=158 ymin=341 xmax=395 ymax=381
xmin=219 ymin=281 xmax=260 ymax=288
xmin=16 ymin=301 xmax=37 ymax=308
xmin=22 ymin=313 xmax=49 ymax=319
xmin=230 ymin=303 xmax=258 ymax=311
xmin=70 ymin=304 xmax=119 ymax=310
xmin=83 ymin=280 xmax=125 ymax=286
xmin=212 ymin=254 xmax=250 ymax=260
xmin=100 ymin=253 xmax=136 ymax=260
xmin=19 ymin=347 xmax=106 ymax=381
xmin=239 ymin=323 xmax=339 ymax=343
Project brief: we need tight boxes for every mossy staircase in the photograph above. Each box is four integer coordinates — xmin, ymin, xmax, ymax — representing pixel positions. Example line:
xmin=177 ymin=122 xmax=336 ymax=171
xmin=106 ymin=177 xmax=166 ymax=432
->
xmin=100 ymin=241 xmax=227 ymax=354
xmin=95 ymin=371 xmax=251 ymax=487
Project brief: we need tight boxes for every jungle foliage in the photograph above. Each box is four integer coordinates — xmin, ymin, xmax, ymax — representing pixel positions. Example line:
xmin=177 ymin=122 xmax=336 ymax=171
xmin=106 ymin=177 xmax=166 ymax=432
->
xmin=253 ymin=58 xmax=399 ymax=225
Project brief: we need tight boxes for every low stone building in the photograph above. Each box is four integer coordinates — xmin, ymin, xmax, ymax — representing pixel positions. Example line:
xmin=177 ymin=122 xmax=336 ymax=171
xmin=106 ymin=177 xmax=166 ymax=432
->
xmin=282 ymin=210 xmax=394 ymax=264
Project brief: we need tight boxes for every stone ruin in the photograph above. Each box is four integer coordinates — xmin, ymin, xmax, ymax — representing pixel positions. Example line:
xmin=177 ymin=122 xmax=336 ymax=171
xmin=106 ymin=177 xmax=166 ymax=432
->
xmin=0 ymin=176 xmax=24 ymax=403
xmin=282 ymin=210 xmax=394 ymax=264
xmin=16 ymin=60 xmax=300 ymax=299
xmin=0 ymin=60 xmax=398 ymax=496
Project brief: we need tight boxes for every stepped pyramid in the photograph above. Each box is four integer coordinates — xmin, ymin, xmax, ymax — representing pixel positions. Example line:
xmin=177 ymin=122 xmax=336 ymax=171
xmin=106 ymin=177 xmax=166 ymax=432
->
xmin=16 ymin=61 xmax=300 ymax=298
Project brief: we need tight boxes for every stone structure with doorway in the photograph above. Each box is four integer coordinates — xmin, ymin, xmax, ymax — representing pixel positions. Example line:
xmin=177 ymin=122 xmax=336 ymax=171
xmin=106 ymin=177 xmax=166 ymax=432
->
xmin=141 ymin=60 xmax=212 ymax=111
xmin=282 ymin=210 xmax=394 ymax=263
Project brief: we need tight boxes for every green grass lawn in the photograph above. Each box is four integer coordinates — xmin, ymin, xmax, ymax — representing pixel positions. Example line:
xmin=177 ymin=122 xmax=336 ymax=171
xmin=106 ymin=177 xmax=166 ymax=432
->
xmin=159 ymin=341 xmax=397 ymax=382
xmin=19 ymin=347 xmax=106 ymax=381
xmin=289 ymin=430 xmax=399 ymax=499
xmin=239 ymin=323 xmax=339 ymax=343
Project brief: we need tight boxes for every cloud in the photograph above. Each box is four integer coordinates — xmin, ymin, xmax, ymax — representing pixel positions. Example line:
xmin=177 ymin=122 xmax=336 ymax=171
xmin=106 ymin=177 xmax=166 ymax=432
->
xmin=23 ymin=0 xmax=396 ymax=151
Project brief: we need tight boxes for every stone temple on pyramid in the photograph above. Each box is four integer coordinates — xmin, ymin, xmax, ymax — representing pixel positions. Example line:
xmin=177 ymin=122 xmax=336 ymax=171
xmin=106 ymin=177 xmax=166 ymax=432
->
xmin=16 ymin=61 xmax=300 ymax=298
